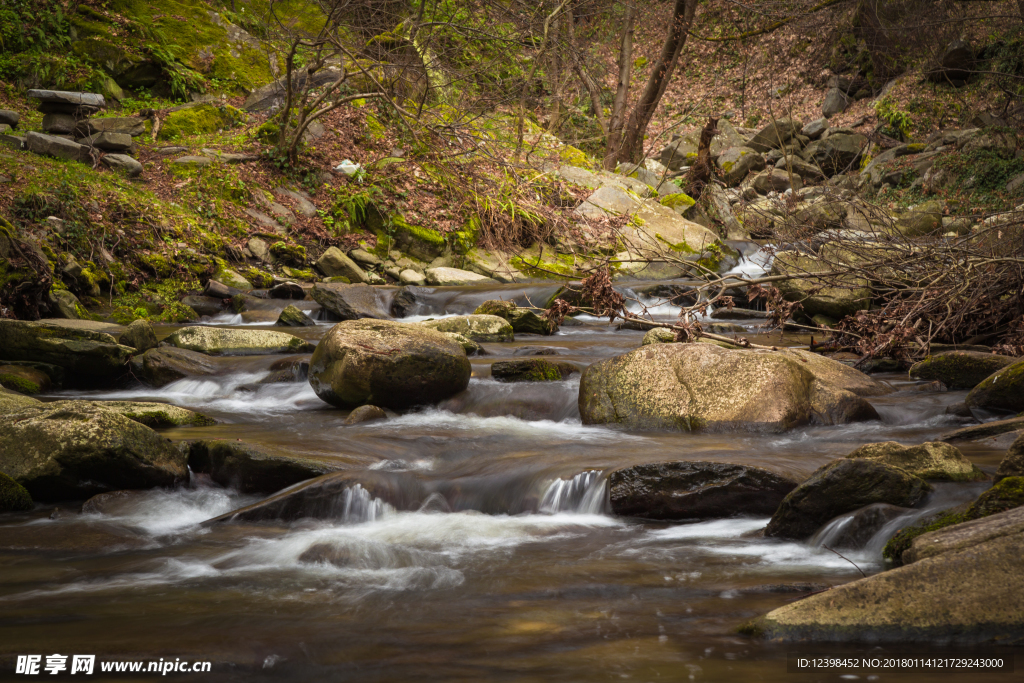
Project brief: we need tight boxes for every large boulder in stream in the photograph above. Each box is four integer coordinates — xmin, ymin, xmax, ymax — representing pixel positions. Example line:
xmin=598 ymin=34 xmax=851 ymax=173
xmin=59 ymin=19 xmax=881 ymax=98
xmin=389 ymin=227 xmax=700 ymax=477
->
xmin=608 ymin=461 xmax=798 ymax=520
xmin=909 ymin=351 xmax=1017 ymax=390
xmin=845 ymin=441 xmax=986 ymax=482
xmin=747 ymin=504 xmax=1024 ymax=644
xmin=166 ymin=326 xmax=314 ymax=356
xmin=187 ymin=440 xmax=348 ymax=493
xmin=0 ymin=319 xmax=133 ymax=385
xmin=130 ymin=346 xmax=222 ymax=387
xmin=578 ymin=344 xmax=885 ymax=432
xmin=420 ymin=314 xmax=514 ymax=343
xmin=309 ymin=319 xmax=471 ymax=410
xmin=764 ymin=459 xmax=932 ymax=540
xmin=311 ymin=282 xmax=394 ymax=320
xmin=0 ymin=402 xmax=188 ymax=501
xmin=966 ymin=357 xmax=1024 ymax=415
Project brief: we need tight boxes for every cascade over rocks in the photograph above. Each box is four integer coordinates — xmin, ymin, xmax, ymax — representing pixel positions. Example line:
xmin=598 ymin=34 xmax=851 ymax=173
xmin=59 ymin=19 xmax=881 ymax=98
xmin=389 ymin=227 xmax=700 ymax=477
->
xmin=764 ymin=459 xmax=932 ymax=540
xmin=0 ymin=402 xmax=187 ymax=501
xmin=308 ymin=319 xmax=471 ymax=410
xmin=909 ymin=351 xmax=1016 ymax=389
xmin=579 ymin=344 xmax=883 ymax=432
xmin=608 ymin=461 xmax=798 ymax=520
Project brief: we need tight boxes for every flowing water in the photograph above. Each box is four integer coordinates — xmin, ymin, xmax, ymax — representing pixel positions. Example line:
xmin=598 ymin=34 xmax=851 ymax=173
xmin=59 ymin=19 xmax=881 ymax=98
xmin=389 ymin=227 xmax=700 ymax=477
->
xmin=0 ymin=280 xmax=1017 ymax=681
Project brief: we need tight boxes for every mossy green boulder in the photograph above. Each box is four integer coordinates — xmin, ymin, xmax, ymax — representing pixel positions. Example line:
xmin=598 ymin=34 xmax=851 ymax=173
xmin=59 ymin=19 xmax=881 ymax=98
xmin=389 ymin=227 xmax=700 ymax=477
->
xmin=0 ymin=364 xmax=52 ymax=394
xmin=578 ymin=344 xmax=881 ymax=432
xmin=641 ymin=328 xmax=677 ymax=345
xmin=0 ymin=402 xmax=188 ymax=501
xmin=764 ymin=458 xmax=932 ymax=540
xmin=909 ymin=351 xmax=1017 ymax=390
xmin=473 ymin=300 xmax=557 ymax=335
xmin=89 ymin=400 xmax=215 ymax=429
xmin=158 ymin=103 xmax=245 ymax=140
xmin=490 ymin=359 xmax=577 ymax=382
xmin=309 ymin=319 xmax=471 ymax=410
xmin=0 ymin=319 xmax=133 ymax=385
xmin=966 ymin=358 xmax=1024 ymax=415
xmin=119 ymin=319 xmax=158 ymax=353
xmin=420 ymin=315 xmax=513 ymax=343
xmin=0 ymin=470 xmax=32 ymax=512
xmin=166 ymin=326 xmax=315 ymax=356
xmin=845 ymin=441 xmax=987 ymax=482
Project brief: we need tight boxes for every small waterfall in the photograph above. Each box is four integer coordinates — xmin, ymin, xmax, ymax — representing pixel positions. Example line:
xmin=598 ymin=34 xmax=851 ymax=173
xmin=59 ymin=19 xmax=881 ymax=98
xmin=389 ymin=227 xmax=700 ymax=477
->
xmin=808 ymin=513 xmax=857 ymax=549
xmin=340 ymin=485 xmax=395 ymax=523
xmin=539 ymin=471 xmax=607 ymax=514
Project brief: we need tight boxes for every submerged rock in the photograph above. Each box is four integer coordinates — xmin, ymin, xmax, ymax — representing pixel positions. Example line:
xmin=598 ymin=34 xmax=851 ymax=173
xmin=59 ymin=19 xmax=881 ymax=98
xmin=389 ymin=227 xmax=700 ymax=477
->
xmin=205 ymin=470 xmax=423 ymax=523
xmin=490 ymin=359 xmax=578 ymax=382
xmin=608 ymin=461 xmax=797 ymax=520
xmin=966 ymin=358 xmax=1024 ymax=415
xmin=344 ymin=405 xmax=388 ymax=425
xmin=578 ymin=344 xmax=881 ymax=432
xmin=764 ymin=459 xmax=932 ymax=540
xmin=308 ymin=319 xmax=471 ymax=410
xmin=166 ymin=326 xmax=315 ymax=356
xmin=0 ymin=402 xmax=187 ymax=501
xmin=909 ymin=351 xmax=1017 ymax=390
xmin=130 ymin=346 xmax=221 ymax=387
xmin=845 ymin=441 xmax=987 ymax=482
xmin=419 ymin=314 xmax=513 ymax=343
xmin=186 ymin=440 xmax=347 ymax=494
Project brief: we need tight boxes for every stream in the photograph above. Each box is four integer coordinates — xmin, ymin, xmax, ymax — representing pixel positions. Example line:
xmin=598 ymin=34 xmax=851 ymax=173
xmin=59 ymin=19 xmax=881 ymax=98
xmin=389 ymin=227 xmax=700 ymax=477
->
xmin=0 ymin=276 xmax=1017 ymax=682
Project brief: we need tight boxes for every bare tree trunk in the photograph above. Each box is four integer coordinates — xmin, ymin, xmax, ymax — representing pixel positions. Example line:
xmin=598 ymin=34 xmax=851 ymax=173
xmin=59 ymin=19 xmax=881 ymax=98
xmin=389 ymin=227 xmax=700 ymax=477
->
xmin=607 ymin=0 xmax=698 ymax=167
xmin=565 ymin=4 xmax=608 ymax=135
xmin=603 ymin=1 xmax=637 ymax=170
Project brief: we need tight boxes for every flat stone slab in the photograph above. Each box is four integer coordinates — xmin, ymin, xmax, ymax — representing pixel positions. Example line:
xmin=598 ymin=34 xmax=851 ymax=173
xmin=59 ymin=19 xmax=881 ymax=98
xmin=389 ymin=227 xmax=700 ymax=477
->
xmin=80 ymin=117 xmax=147 ymax=137
xmin=171 ymin=155 xmax=214 ymax=167
xmin=201 ymin=148 xmax=259 ymax=163
xmin=273 ymin=187 xmax=318 ymax=216
xmin=27 ymin=89 xmax=105 ymax=108
xmin=78 ymin=131 xmax=133 ymax=151
xmin=0 ymin=110 xmax=19 ymax=127
xmin=0 ymin=134 xmax=25 ymax=150
xmin=25 ymin=132 xmax=88 ymax=162
xmin=101 ymin=154 xmax=143 ymax=178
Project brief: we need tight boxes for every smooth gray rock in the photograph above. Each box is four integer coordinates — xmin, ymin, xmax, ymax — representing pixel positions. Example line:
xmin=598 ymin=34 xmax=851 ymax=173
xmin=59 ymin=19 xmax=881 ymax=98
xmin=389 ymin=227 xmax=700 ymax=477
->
xmin=78 ymin=131 xmax=132 ymax=151
xmin=25 ymin=132 xmax=89 ymax=162
xmin=101 ymin=154 xmax=143 ymax=177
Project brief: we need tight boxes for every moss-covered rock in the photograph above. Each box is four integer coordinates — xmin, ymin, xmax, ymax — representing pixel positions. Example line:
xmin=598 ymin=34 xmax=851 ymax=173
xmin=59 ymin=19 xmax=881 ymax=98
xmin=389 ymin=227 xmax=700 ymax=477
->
xmin=909 ymin=351 xmax=1017 ymax=390
xmin=47 ymin=288 xmax=89 ymax=320
xmin=903 ymin=503 xmax=1024 ymax=567
xmin=158 ymin=103 xmax=246 ymax=140
xmin=0 ymin=386 xmax=41 ymax=415
xmin=579 ymin=344 xmax=880 ymax=432
xmin=490 ymin=359 xmax=577 ymax=382
xmin=472 ymin=300 xmax=556 ymax=335
xmin=89 ymin=401 xmax=214 ymax=429
xmin=308 ymin=319 xmax=471 ymax=410
xmin=996 ymin=434 xmax=1024 ymax=481
xmin=0 ymin=319 xmax=133 ymax=386
xmin=420 ymin=315 xmax=514 ymax=343
xmin=119 ymin=319 xmax=158 ymax=353
xmin=276 ymin=304 xmax=317 ymax=327
xmin=212 ymin=258 xmax=253 ymax=291
xmin=845 ymin=441 xmax=987 ymax=482
xmin=641 ymin=328 xmax=677 ymax=345
xmin=166 ymin=326 xmax=314 ymax=356
xmin=765 ymin=458 xmax=932 ymax=540
xmin=968 ymin=476 xmax=1024 ymax=519
xmin=269 ymin=241 xmax=307 ymax=266
xmin=966 ymin=358 xmax=1024 ymax=415
xmin=442 ymin=332 xmax=484 ymax=356
xmin=0 ymin=470 xmax=33 ymax=512
xmin=0 ymin=365 xmax=51 ymax=394
xmin=0 ymin=402 xmax=187 ymax=501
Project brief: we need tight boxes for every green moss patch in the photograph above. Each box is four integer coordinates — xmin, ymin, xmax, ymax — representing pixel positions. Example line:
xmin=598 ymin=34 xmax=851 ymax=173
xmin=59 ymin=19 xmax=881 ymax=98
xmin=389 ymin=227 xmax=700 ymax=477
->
xmin=0 ymin=471 xmax=33 ymax=512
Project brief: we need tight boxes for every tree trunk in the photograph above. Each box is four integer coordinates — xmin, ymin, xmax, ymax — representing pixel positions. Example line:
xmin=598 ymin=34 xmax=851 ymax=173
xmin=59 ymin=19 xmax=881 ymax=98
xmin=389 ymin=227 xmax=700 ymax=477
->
xmin=606 ymin=0 xmax=699 ymax=168
xmin=602 ymin=2 xmax=637 ymax=169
